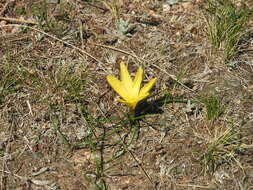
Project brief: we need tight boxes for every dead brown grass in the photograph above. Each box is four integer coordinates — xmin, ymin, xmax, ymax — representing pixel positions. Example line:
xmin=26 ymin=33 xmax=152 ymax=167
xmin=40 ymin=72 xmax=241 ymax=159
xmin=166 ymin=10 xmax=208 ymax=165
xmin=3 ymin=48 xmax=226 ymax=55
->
xmin=0 ymin=0 xmax=253 ymax=189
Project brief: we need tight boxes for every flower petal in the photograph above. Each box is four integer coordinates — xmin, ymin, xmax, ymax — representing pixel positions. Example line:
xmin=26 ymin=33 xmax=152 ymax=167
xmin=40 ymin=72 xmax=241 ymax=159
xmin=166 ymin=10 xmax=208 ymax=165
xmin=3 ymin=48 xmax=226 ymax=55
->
xmin=120 ymin=62 xmax=133 ymax=90
xmin=137 ymin=92 xmax=149 ymax=101
xmin=117 ymin=97 xmax=138 ymax=110
xmin=132 ymin=66 xmax=143 ymax=97
xmin=139 ymin=78 xmax=157 ymax=97
xmin=107 ymin=76 xmax=129 ymax=101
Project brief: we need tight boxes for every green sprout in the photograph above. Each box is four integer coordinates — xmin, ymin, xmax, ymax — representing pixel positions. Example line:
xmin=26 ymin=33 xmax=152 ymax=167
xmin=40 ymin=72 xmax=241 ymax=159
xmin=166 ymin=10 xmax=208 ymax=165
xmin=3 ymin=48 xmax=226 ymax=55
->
xmin=203 ymin=95 xmax=225 ymax=120
xmin=203 ymin=0 xmax=252 ymax=63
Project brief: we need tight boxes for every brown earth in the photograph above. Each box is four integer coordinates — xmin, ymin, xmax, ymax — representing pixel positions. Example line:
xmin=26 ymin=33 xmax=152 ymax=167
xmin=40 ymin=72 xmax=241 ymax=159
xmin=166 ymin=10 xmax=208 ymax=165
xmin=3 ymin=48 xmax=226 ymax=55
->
xmin=0 ymin=0 xmax=253 ymax=189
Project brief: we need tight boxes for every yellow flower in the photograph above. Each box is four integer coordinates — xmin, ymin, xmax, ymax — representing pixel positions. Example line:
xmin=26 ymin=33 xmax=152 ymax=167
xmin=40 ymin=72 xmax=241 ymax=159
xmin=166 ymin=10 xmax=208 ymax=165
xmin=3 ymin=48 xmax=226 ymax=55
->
xmin=107 ymin=61 xmax=157 ymax=110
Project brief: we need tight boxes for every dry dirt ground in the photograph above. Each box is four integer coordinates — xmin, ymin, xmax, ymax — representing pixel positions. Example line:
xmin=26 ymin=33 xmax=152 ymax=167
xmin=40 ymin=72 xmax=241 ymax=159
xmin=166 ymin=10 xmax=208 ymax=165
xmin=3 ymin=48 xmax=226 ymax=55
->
xmin=0 ymin=0 xmax=253 ymax=189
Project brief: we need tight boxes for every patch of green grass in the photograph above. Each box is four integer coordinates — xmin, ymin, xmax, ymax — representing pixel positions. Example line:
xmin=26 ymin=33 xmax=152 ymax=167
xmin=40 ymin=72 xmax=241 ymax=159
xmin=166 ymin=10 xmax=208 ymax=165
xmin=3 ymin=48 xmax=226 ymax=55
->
xmin=201 ymin=124 xmax=241 ymax=173
xmin=203 ymin=95 xmax=225 ymax=120
xmin=203 ymin=0 xmax=252 ymax=63
xmin=0 ymin=64 xmax=20 ymax=103
xmin=15 ymin=6 xmax=26 ymax=16
xmin=83 ymin=115 xmax=108 ymax=190
xmin=0 ymin=54 xmax=27 ymax=104
xmin=51 ymin=104 xmax=142 ymax=189
xmin=22 ymin=63 xmax=88 ymax=106
xmin=51 ymin=113 xmax=108 ymax=189
xmin=103 ymin=0 xmax=122 ymax=22
xmin=0 ymin=52 xmax=88 ymax=108
xmin=45 ymin=65 xmax=88 ymax=104
xmin=0 ymin=150 xmax=4 ymax=157
xmin=31 ymin=0 xmax=71 ymax=36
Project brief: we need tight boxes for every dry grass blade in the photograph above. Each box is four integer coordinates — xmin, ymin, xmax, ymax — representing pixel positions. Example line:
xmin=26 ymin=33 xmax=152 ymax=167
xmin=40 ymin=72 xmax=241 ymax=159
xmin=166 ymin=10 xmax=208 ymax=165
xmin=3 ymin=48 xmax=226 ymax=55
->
xmin=0 ymin=24 xmax=103 ymax=64
xmin=0 ymin=16 xmax=38 ymax=25
xmin=1 ymin=0 xmax=252 ymax=189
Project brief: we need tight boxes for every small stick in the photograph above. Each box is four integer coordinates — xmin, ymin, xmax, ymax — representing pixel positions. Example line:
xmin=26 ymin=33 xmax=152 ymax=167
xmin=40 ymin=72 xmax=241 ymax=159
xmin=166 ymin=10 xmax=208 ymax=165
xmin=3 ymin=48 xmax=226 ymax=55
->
xmin=0 ymin=1 xmax=9 ymax=16
xmin=0 ymin=24 xmax=103 ymax=64
xmin=0 ymin=16 xmax=38 ymax=25
xmin=92 ymin=43 xmax=144 ymax=64
xmin=83 ymin=1 xmax=109 ymax=12
xmin=151 ymin=63 xmax=194 ymax=92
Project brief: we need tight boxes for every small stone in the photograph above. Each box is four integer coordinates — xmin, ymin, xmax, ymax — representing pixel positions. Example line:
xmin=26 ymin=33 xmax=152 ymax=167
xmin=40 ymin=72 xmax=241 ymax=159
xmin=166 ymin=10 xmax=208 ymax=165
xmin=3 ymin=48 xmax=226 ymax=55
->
xmin=163 ymin=4 xmax=171 ymax=14
xmin=182 ymin=2 xmax=194 ymax=10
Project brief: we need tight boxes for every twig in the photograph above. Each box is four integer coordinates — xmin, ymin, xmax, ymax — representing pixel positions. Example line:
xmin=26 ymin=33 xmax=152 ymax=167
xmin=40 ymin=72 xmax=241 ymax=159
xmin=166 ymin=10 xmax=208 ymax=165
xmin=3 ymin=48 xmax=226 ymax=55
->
xmin=0 ymin=3 xmax=8 ymax=16
xmin=95 ymin=105 xmax=156 ymax=189
xmin=0 ymin=1 xmax=13 ymax=16
xmin=92 ymin=43 xmax=144 ymax=64
xmin=118 ymin=133 xmax=156 ymax=190
xmin=150 ymin=63 xmax=195 ymax=92
xmin=26 ymin=100 xmax=33 ymax=116
xmin=31 ymin=167 xmax=52 ymax=177
xmin=177 ymin=183 xmax=211 ymax=189
xmin=0 ymin=16 xmax=38 ymax=25
xmin=52 ymin=121 xmax=72 ymax=149
xmin=0 ymin=170 xmax=51 ymax=186
xmin=0 ymin=24 xmax=103 ymax=64
xmin=82 ymin=1 xmax=109 ymax=12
